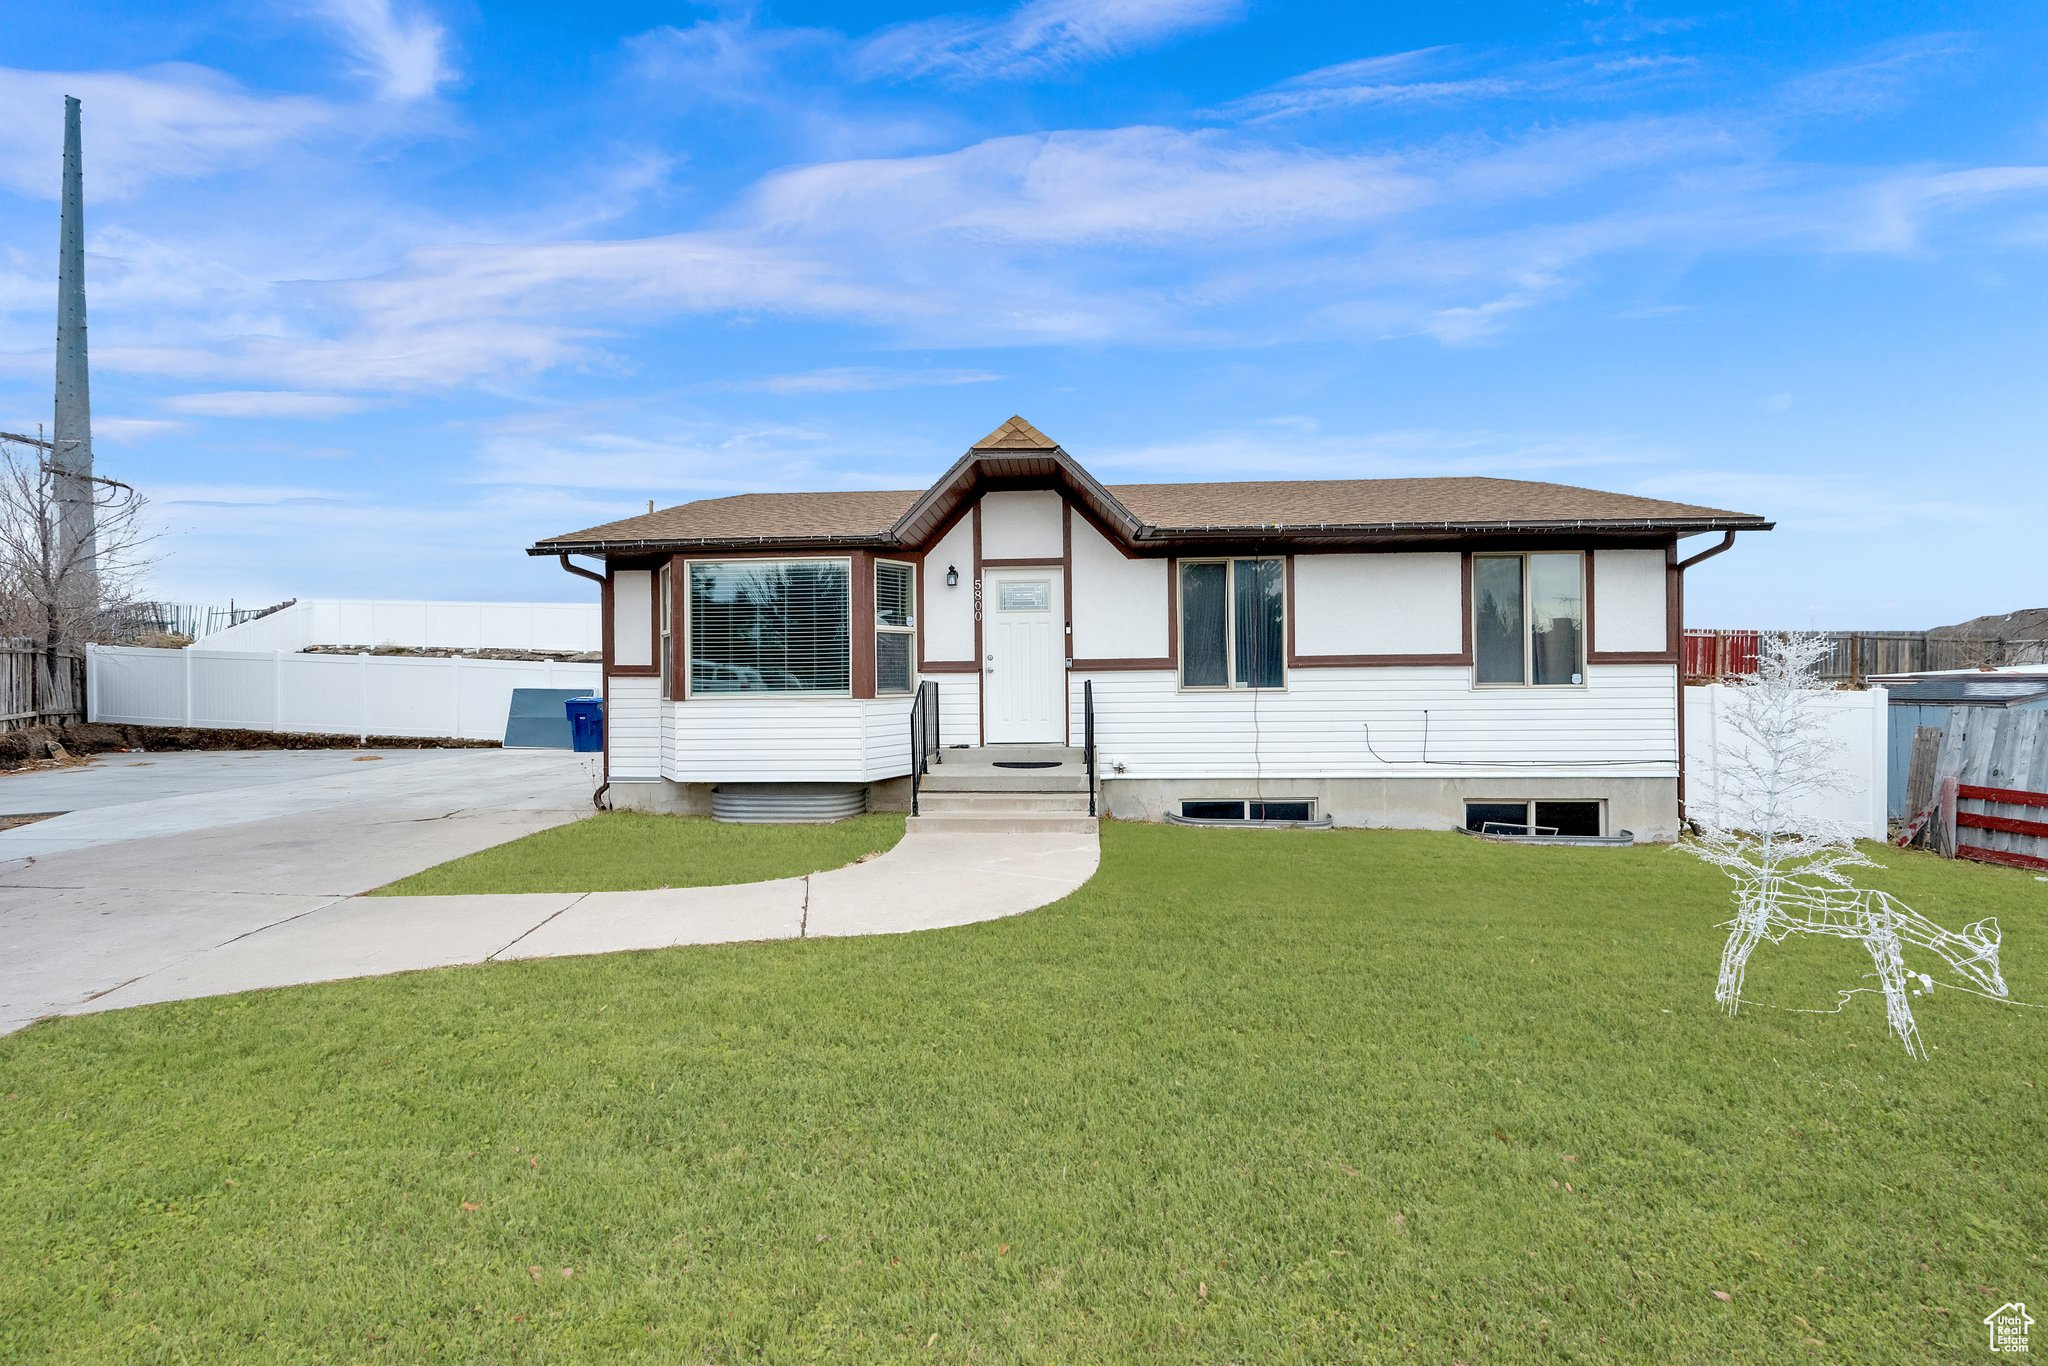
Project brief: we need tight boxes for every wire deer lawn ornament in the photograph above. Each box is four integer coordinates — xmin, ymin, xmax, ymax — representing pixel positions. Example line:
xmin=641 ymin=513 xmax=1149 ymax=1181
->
xmin=1685 ymin=632 xmax=2011 ymax=1058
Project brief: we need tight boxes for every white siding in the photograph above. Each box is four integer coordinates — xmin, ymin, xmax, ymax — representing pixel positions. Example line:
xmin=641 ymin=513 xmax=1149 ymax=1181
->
xmin=665 ymin=697 xmax=917 ymax=782
xmin=1294 ymin=553 xmax=1462 ymax=657
xmin=659 ymin=688 xmax=678 ymax=780
xmin=611 ymin=571 xmax=653 ymax=668
xmin=979 ymin=489 xmax=1063 ymax=559
xmin=865 ymin=697 xmax=914 ymax=779
xmin=922 ymin=515 xmax=977 ymax=663
xmin=1073 ymin=664 xmax=1678 ymax=778
xmin=607 ymin=674 xmax=662 ymax=779
xmin=1070 ymin=514 xmax=1168 ymax=660
xmin=1593 ymin=550 xmax=1668 ymax=654
xmin=931 ymin=673 xmax=981 ymax=749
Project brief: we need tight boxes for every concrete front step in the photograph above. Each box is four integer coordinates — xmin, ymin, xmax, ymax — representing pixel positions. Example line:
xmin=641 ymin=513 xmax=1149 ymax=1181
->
xmin=910 ymin=812 xmax=1099 ymax=835
xmin=920 ymin=771 xmax=1090 ymax=794
xmin=917 ymin=791 xmax=1092 ymax=815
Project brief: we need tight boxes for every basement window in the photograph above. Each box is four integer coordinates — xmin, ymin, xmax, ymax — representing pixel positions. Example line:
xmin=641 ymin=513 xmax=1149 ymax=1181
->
xmin=1463 ymin=800 xmax=1604 ymax=838
xmin=1179 ymin=799 xmax=1317 ymax=823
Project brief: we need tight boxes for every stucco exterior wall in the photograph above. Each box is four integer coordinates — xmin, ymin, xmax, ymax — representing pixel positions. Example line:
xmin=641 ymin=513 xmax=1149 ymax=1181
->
xmin=978 ymin=489 xmax=1064 ymax=560
xmin=922 ymin=515 xmax=977 ymax=663
xmin=1069 ymin=513 xmax=1168 ymax=661
xmin=1293 ymin=552 xmax=1463 ymax=657
xmin=611 ymin=569 xmax=654 ymax=668
xmin=1592 ymin=549 xmax=1668 ymax=654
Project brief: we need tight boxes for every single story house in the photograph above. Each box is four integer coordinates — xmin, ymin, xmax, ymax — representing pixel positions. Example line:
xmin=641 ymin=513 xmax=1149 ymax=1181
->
xmin=530 ymin=417 xmax=1770 ymax=839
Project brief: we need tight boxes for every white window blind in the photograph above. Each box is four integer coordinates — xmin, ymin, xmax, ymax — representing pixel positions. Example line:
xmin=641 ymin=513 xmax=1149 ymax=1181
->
xmin=875 ymin=561 xmax=914 ymax=696
xmin=688 ymin=559 xmax=850 ymax=695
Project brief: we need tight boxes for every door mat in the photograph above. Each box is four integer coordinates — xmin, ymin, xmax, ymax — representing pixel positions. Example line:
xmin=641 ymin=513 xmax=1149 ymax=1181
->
xmin=993 ymin=761 xmax=1062 ymax=769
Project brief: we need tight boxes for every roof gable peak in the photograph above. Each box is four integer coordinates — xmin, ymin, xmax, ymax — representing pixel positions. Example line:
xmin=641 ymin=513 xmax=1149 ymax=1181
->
xmin=972 ymin=415 xmax=1058 ymax=451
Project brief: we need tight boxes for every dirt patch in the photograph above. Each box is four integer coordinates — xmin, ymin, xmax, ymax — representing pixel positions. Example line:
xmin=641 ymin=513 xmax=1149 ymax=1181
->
xmin=0 ymin=811 xmax=65 ymax=831
xmin=0 ymin=722 xmax=498 ymax=773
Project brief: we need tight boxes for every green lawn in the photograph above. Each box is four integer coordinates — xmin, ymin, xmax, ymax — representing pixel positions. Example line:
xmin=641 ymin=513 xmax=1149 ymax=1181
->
xmin=372 ymin=811 xmax=906 ymax=895
xmin=4 ymin=826 xmax=2044 ymax=1362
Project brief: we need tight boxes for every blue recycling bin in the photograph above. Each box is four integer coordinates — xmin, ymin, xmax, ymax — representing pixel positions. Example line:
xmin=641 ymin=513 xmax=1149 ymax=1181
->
xmin=565 ymin=695 xmax=605 ymax=753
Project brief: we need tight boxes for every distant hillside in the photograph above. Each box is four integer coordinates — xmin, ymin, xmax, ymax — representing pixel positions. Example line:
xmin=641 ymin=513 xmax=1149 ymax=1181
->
xmin=1930 ymin=608 xmax=2048 ymax=639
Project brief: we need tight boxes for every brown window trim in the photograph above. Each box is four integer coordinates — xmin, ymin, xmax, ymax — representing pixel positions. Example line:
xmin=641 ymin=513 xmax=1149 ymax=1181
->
xmin=1584 ymin=544 xmax=1682 ymax=664
xmin=1284 ymin=551 xmax=1476 ymax=668
xmin=601 ymin=563 xmax=662 ymax=679
xmin=675 ymin=552 xmax=863 ymax=702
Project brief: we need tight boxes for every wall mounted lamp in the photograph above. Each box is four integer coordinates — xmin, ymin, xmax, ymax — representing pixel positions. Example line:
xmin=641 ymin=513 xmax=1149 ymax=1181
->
xmin=946 ymin=565 xmax=960 ymax=587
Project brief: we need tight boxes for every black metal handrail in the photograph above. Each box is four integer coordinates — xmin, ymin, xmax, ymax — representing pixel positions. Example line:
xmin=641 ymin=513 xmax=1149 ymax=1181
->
xmin=1083 ymin=678 xmax=1097 ymax=817
xmin=909 ymin=679 xmax=939 ymax=815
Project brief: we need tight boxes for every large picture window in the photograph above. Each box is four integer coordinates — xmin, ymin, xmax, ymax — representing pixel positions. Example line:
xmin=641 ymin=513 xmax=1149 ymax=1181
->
xmin=687 ymin=559 xmax=851 ymax=696
xmin=1180 ymin=558 xmax=1285 ymax=690
xmin=874 ymin=560 xmax=915 ymax=696
xmin=1473 ymin=552 xmax=1584 ymax=687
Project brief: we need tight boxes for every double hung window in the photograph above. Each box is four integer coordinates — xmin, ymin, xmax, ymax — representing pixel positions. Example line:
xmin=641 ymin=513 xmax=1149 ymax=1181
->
xmin=658 ymin=564 xmax=674 ymax=699
xmin=874 ymin=561 xmax=915 ymax=696
xmin=1180 ymin=558 xmax=1285 ymax=690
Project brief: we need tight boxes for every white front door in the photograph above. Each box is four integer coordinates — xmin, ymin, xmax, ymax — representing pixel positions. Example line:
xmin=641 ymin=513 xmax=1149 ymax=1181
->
xmin=983 ymin=567 xmax=1065 ymax=743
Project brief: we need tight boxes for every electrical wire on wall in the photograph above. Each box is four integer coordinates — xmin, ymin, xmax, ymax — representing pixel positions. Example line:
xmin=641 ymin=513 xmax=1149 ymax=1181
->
xmin=1360 ymin=711 xmax=1677 ymax=768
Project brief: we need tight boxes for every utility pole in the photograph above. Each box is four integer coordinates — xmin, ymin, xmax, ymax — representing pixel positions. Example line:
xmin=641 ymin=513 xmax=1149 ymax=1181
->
xmin=53 ymin=95 xmax=97 ymax=609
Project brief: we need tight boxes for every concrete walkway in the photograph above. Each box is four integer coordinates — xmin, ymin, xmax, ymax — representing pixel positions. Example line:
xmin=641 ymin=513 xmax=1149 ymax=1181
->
xmin=70 ymin=829 xmax=1100 ymax=1019
xmin=0 ymin=750 xmax=1097 ymax=1031
xmin=72 ymin=827 xmax=1105 ymax=1019
xmin=0 ymin=749 xmax=592 ymax=1033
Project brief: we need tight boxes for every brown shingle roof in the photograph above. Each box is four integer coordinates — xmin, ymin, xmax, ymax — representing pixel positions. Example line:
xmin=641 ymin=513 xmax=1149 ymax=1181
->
xmin=1105 ymin=477 xmax=1754 ymax=532
xmin=530 ymin=418 xmax=1769 ymax=554
xmin=544 ymin=489 xmax=921 ymax=548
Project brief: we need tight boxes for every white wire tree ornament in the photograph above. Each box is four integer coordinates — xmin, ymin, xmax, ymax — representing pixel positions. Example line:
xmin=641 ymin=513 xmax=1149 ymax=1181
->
xmin=1681 ymin=632 xmax=2008 ymax=1058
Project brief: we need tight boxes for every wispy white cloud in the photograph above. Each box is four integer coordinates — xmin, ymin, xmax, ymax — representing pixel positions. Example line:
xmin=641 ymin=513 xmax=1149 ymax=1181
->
xmin=714 ymin=366 xmax=1004 ymax=394
xmin=0 ymin=65 xmax=331 ymax=199
xmin=858 ymin=0 xmax=1243 ymax=82
xmin=308 ymin=0 xmax=454 ymax=102
xmin=159 ymin=390 xmax=379 ymax=417
xmin=1215 ymin=47 xmax=1699 ymax=123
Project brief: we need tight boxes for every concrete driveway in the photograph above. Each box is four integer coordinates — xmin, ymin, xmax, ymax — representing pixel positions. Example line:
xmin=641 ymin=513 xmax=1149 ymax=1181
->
xmin=0 ymin=748 xmax=590 ymax=1034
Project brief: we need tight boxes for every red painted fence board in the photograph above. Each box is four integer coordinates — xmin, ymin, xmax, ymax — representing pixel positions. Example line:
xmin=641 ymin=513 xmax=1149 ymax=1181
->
xmin=1957 ymin=810 xmax=2048 ymax=840
xmin=1957 ymin=844 xmax=2048 ymax=873
xmin=1958 ymin=784 xmax=2048 ymax=810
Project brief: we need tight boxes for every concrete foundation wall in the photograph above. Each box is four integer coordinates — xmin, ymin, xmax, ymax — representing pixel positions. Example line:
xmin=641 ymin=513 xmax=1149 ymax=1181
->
xmin=1102 ymin=775 xmax=1680 ymax=841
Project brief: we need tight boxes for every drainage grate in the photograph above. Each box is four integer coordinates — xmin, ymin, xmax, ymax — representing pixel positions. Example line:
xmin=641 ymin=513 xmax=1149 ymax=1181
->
xmin=993 ymin=761 xmax=1062 ymax=769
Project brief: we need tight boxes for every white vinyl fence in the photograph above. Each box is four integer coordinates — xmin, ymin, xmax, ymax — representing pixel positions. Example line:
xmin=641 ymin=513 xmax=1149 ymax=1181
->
xmin=87 ymin=644 xmax=600 ymax=742
xmin=1684 ymin=683 xmax=1889 ymax=841
xmin=197 ymin=598 xmax=599 ymax=653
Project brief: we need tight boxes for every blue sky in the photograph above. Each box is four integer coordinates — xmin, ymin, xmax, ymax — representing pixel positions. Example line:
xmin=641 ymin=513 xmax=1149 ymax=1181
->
xmin=1 ymin=1 xmax=2043 ymax=627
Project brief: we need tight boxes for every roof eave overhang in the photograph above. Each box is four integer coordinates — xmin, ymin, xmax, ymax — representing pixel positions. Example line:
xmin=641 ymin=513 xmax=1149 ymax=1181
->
xmin=888 ymin=444 xmax=1146 ymax=548
xmin=1131 ymin=516 xmax=1774 ymax=544
xmin=527 ymin=533 xmax=897 ymax=557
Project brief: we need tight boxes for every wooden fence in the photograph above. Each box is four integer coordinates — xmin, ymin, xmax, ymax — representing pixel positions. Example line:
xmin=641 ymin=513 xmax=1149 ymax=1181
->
xmin=1900 ymin=707 xmax=2048 ymax=871
xmin=2 ymin=647 xmax=86 ymax=731
xmin=1685 ymin=630 xmax=2048 ymax=684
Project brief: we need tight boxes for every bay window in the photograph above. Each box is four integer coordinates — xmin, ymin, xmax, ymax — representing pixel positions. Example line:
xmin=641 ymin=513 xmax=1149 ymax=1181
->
xmin=687 ymin=559 xmax=851 ymax=696
xmin=1180 ymin=558 xmax=1285 ymax=690
xmin=1473 ymin=552 xmax=1584 ymax=687
xmin=874 ymin=560 xmax=915 ymax=696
